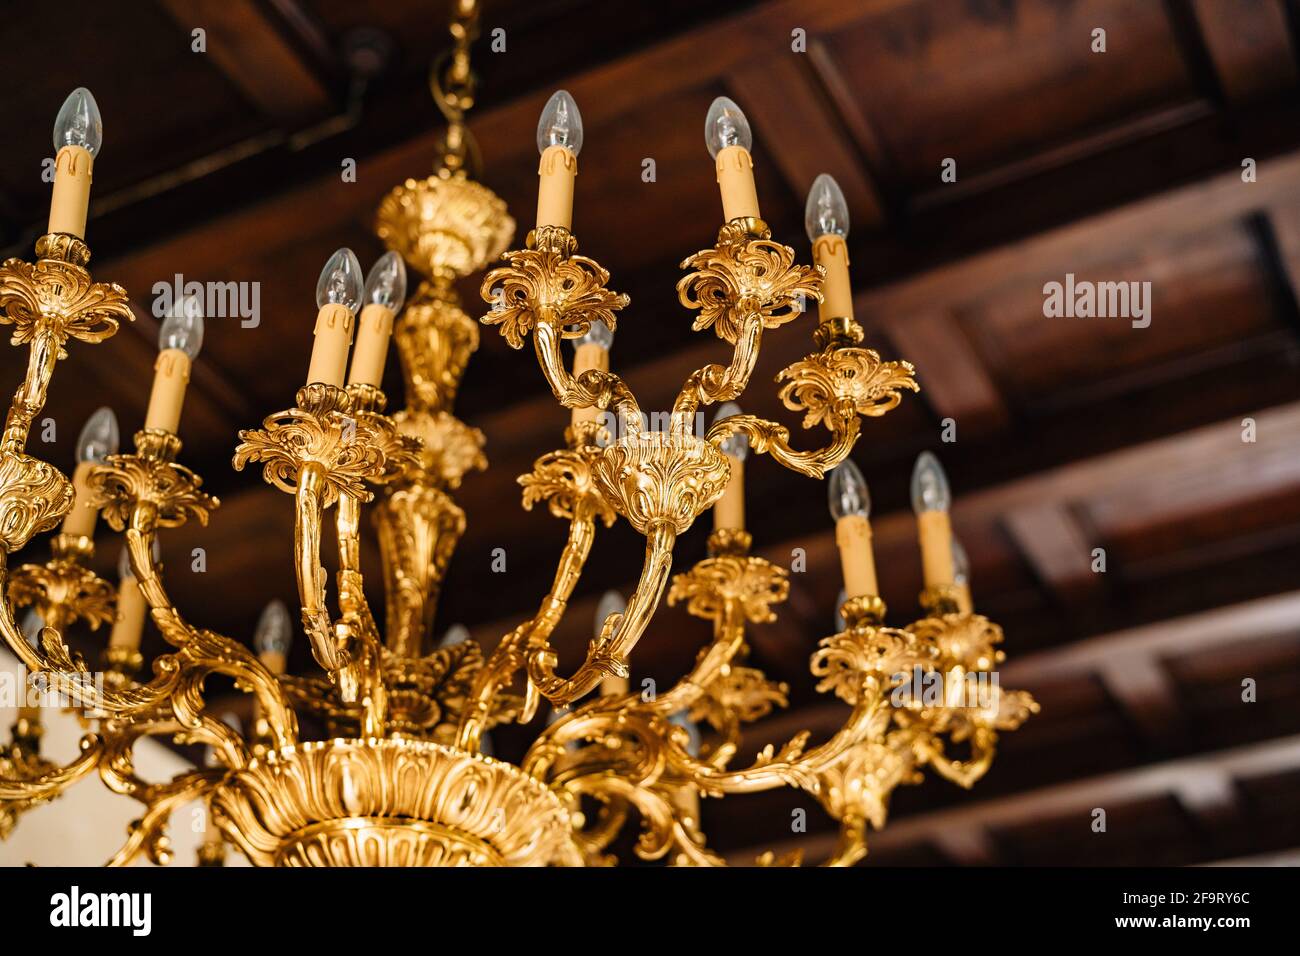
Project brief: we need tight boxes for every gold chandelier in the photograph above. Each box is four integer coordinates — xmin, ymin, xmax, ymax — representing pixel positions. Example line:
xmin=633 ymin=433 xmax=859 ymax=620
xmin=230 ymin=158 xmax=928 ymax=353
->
xmin=0 ymin=2 xmax=1037 ymax=867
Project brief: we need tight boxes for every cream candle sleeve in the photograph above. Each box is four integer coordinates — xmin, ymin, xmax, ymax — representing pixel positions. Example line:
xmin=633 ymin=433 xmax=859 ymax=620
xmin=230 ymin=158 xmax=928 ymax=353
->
xmin=918 ymin=510 xmax=957 ymax=588
xmin=144 ymin=348 xmax=193 ymax=433
xmin=813 ymin=234 xmax=854 ymax=323
xmin=108 ymin=575 xmax=148 ymax=652
xmin=571 ymin=341 xmax=609 ymax=427
xmin=48 ymin=145 xmax=93 ymax=238
xmin=61 ymin=461 xmax=99 ymax=539
xmin=306 ymin=304 xmax=355 ymax=387
xmin=835 ymin=513 xmax=879 ymax=598
xmin=537 ymin=145 xmax=577 ymax=230
xmin=714 ymin=457 xmax=745 ymax=531
xmin=715 ymin=145 xmax=760 ymax=221
xmin=347 ymin=304 xmax=395 ymax=388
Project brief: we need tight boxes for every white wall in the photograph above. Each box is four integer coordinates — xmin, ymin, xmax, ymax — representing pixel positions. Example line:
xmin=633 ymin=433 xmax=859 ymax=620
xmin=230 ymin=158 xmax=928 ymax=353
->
xmin=0 ymin=648 xmax=249 ymax=867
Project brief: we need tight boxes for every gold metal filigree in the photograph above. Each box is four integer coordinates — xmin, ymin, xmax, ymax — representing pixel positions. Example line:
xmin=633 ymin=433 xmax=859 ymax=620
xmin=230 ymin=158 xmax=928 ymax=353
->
xmin=592 ymin=433 xmax=730 ymax=535
xmin=677 ymin=225 xmax=823 ymax=344
xmin=777 ymin=346 xmax=919 ymax=429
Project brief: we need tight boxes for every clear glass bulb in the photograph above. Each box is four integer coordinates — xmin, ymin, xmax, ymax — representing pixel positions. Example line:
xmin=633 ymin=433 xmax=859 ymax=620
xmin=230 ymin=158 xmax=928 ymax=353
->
xmin=827 ymin=459 xmax=870 ymax=520
xmin=669 ymin=710 xmax=702 ymax=757
xmin=595 ymin=590 xmax=626 ymax=637
xmin=574 ymin=319 xmax=613 ymax=351
xmin=952 ymin=537 xmax=970 ymax=587
xmin=804 ymin=173 xmax=850 ymax=242
xmin=363 ymin=250 xmax=407 ymax=313
xmin=53 ymin=87 xmax=103 ymax=157
xmin=254 ymin=599 xmax=293 ymax=657
xmin=537 ymin=90 xmax=583 ymax=156
xmin=159 ymin=294 xmax=204 ymax=359
xmin=833 ymin=588 xmax=848 ymax=632
xmin=910 ymin=451 xmax=952 ymax=514
xmin=713 ymin=402 xmax=748 ymax=461
xmin=315 ymin=248 xmax=363 ymax=313
xmin=20 ymin=609 xmax=43 ymax=646
xmin=438 ymin=623 xmax=471 ymax=649
xmin=76 ymin=406 xmax=119 ymax=463
xmin=704 ymin=96 xmax=752 ymax=158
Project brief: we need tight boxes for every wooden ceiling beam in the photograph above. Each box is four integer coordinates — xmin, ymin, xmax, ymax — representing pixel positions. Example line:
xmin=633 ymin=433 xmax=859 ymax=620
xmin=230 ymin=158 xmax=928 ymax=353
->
xmin=1190 ymin=0 xmax=1298 ymax=104
xmin=729 ymin=57 xmax=885 ymax=230
xmin=156 ymin=0 xmax=332 ymax=122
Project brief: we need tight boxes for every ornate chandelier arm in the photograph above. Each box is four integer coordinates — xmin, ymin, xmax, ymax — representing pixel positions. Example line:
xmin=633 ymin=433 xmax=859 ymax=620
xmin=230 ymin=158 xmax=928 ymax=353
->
xmin=669 ymin=311 xmax=765 ymax=427
xmin=456 ymin=507 xmax=600 ymax=747
xmin=532 ymin=316 xmax=641 ymax=427
xmin=0 ymin=733 xmax=102 ymax=801
xmin=480 ymin=226 xmax=636 ymax=425
xmin=105 ymin=768 xmax=225 ymax=868
xmin=706 ymin=411 xmax=861 ymax=479
xmin=235 ymin=383 xmax=417 ymax=707
xmin=526 ymin=519 xmax=676 ymax=706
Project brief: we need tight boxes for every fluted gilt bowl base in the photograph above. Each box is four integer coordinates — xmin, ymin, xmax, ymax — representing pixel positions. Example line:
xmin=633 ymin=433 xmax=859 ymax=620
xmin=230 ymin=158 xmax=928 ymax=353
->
xmin=211 ymin=737 xmax=578 ymax=867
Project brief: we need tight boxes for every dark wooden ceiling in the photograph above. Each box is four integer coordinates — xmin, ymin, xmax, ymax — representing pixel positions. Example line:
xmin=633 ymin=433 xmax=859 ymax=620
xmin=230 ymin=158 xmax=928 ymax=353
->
xmin=4 ymin=0 xmax=1300 ymax=865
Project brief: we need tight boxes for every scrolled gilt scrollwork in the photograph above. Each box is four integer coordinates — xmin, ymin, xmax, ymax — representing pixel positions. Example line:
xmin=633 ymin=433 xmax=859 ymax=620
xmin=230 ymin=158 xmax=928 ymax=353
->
xmin=479 ymin=232 xmax=628 ymax=349
xmin=677 ymin=225 xmax=823 ymax=344
xmin=777 ymin=346 xmax=919 ymax=429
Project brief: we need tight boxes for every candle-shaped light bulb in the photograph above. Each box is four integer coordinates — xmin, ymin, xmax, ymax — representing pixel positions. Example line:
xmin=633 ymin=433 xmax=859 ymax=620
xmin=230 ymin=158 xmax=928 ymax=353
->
xmin=827 ymin=459 xmax=869 ymax=520
xmin=911 ymin=452 xmax=957 ymax=589
xmin=254 ymin=599 xmax=293 ymax=660
xmin=536 ymin=91 xmax=583 ymax=230
xmin=48 ymin=88 xmax=102 ymax=238
xmin=712 ymin=402 xmax=747 ymax=532
xmin=830 ymin=459 xmax=878 ymax=599
xmin=910 ymin=451 xmax=952 ymax=514
xmin=159 ymin=295 xmax=205 ymax=359
xmin=714 ymin=402 xmax=748 ymax=461
xmin=63 ymin=407 xmax=118 ymax=538
xmin=308 ymin=249 xmax=362 ymax=386
xmin=537 ymin=90 xmax=584 ymax=156
xmin=315 ymin=248 xmax=363 ymax=313
xmin=363 ymin=250 xmax=407 ymax=313
xmin=706 ymin=97 xmax=760 ymax=222
xmin=76 ymin=407 xmax=118 ymax=464
xmin=806 ymin=173 xmax=854 ymax=325
xmin=704 ymin=96 xmax=752 ymax=158
xmin=347 ymin=252 xmax=406 ymax=387
xmin=144 ymin=297 xmax=203 ymax=435
xmin=53 ymin=87 xmax=103 ymax=157
xmin=805 ymin=173 xmax=850 ymax=242
xmin=438 ymin=623 xmax=471 ymax=649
